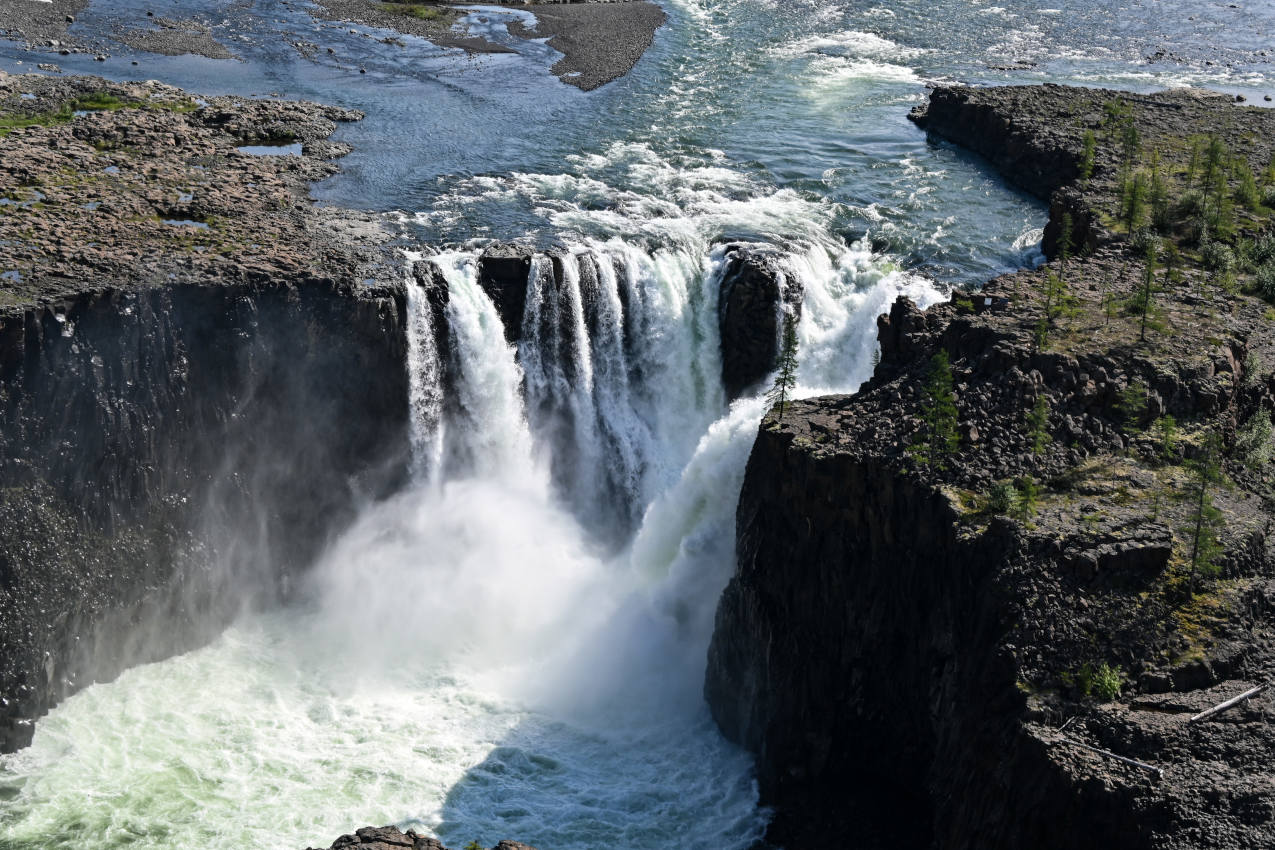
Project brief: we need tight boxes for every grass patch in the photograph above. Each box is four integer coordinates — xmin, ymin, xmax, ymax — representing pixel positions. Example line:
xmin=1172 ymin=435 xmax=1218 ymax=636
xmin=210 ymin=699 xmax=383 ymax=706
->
xmin=379 ymin=2 xmax=446 ymax=20
xmin=0 ymin=94 xmax=199 ymax=137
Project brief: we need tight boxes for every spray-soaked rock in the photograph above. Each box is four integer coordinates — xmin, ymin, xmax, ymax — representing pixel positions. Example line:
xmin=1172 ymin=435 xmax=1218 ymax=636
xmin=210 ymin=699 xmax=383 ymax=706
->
xmin=708 ymin=83 xmax=1275 ymax=850
xmin=717 ymin=243 xmax=803 ymax=401
xmin=0 ymin=72 xmax=411 ymax=752
xmin=477 ymin=243 xmax=535 ymax=343
xmin=306 ymin=827 xmax=538 ymax=850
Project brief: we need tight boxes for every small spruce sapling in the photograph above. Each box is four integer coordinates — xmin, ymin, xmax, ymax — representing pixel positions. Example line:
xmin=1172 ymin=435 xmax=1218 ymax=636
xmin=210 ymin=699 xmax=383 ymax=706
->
xmin=1013 ymin=476 xmax=1039 ymax=522
xmin=1140 ymin=240 xmax=1156 ymax=341
xmin=1155 ymin=414 xmax=1178 ymax=462
xmin=1079 ymin=130 xmax=1096 ymax=185
xmin=1026 ymin=393 xmax=1050 ymax=455
xmin=1117 ymin=381 xmax=1147 ymax=436
xmin=1186 ymin=431 xmax=1225 ymax=594
xmin=767 ymin=312 xmax=800 ymax=421
xmin=1122 ymin=171 xmax=1148 ymax=232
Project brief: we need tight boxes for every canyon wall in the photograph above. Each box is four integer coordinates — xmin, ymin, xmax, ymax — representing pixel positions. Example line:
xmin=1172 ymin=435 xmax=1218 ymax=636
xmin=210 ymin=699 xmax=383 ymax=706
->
xmin=0 ymin=280 xmax=410 ymax=750
xmin=706 ymin=85 xmax=1275 ymax=849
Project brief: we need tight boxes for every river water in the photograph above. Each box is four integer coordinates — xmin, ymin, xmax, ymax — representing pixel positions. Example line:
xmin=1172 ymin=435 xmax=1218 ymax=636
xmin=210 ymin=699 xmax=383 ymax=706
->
xmin=0 ymin=1 xmax=1271 ymax=848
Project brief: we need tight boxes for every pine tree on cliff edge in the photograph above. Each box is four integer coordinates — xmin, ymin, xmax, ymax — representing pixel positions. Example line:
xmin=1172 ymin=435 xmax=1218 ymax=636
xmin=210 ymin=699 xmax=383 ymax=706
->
xmin=912 ymin=350 xmax=959 ymax=468
xmin=767 ymin=312 xmax=800 ymax=421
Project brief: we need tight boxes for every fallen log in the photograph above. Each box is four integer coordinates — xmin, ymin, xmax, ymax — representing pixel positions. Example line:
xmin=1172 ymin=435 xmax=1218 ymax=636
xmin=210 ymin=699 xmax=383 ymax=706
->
xmin=1188 ymin=683 xmax=1269 ymax=724
xmin=1058 ymin=736 xmax=1164 ymax=780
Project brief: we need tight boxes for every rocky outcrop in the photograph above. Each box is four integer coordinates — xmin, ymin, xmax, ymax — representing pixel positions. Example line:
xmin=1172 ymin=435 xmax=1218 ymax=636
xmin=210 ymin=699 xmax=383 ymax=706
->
xmin=709 ymin=85 xmax=1275 ymax=849
xmin=306 ymin=826 xmax=538 ymax=850
xmin=0 ymin=73 xmax=414 ymax=752
xmin=717 ymin=243 xmax=802 ymax=401
xmin=476 ymin=243 xmax=535 ymax=342
xmin=909 ymin=84 xmax=1275 ymax=260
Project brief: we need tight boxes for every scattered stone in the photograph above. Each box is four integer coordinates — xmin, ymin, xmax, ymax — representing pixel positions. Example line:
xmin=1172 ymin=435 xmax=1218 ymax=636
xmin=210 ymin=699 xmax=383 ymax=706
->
xmin=305 ymin=827 xmax=540 ymax=850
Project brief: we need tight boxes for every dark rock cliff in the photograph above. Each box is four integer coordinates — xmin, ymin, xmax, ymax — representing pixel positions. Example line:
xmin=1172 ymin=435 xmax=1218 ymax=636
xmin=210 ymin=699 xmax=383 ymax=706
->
xmin=708 ymin=85 xmax=1275 ymax=849
xmin=0 ymin=280 xmax=410 ymax=751
xmin=718 ymin=244 xmax=803 ymax=401
xmin=0 ymin=72 xmax=418 ymax=751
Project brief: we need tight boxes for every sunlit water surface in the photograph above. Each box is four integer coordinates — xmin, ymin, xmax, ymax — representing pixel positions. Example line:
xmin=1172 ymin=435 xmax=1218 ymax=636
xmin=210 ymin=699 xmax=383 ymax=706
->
xmin=0 ymin=0 xmax=1271 ymax=847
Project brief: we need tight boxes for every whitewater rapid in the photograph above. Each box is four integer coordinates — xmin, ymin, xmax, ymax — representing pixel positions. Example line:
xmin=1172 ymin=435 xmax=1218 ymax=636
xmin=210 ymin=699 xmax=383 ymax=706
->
xmin=0 ymin=223 xmax=945 ymax=849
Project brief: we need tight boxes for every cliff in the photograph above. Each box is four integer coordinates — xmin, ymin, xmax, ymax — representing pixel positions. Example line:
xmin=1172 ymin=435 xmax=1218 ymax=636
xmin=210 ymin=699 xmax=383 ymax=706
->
xmin=707 ymin=85 xmax=1275 ymax=848
xmin=0 ymin=72 xmax=412 ymax=750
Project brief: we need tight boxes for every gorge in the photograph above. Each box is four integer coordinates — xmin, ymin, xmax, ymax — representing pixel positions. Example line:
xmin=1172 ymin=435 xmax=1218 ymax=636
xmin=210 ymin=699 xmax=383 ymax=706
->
xmin=2 ymin=1 xmax=1275 ymax=849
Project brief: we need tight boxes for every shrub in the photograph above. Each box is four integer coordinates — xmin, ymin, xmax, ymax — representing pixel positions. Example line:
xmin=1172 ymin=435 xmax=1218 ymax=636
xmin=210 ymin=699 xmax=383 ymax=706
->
xmin=985 ymin=481 xmax=1017 ymax=514
xmin=1129 ymin=227 xmax=1159 ymax=256
xmin=1090 ymin=663 xmax=1123 ymax=701
xmin=1236 ymin=411 xmax=1273 ymax=468
xmin=1256 ymin=262 xmax=1275 ymax=302
xmin=1251 ymin=231 xmax=1275 ymax=267
xmin=1234 ymin=159 xmax=1261 ymax=210
xmin=1177 ymin=187 xmax=1206 ymax=218
xmin=1201 ymin=241 xmax=1235 ymax=273
xmin=1264 ymin=185 xmax=1275 ymax=209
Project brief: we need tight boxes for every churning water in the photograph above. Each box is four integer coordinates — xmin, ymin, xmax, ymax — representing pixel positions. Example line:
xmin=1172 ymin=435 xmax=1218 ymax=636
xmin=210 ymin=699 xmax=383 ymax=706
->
xmin=1 ymin=0 xmax=1270 ymax=847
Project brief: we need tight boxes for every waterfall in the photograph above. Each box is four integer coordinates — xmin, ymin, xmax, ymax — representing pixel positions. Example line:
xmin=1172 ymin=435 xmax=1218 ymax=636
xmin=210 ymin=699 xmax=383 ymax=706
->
xmin=433 ymin=251 xmax=538 ymax=486
xmin=1 ymin=233 xmax=946 ymax=850
xmin=404 ymin=256 xmax=445 ymax=484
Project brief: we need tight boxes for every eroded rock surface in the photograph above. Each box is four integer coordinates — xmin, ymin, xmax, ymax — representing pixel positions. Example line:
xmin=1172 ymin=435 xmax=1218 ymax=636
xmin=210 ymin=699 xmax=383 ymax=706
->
xmin=709 ymin=85 xmax=1275 ymax=849
xmin=717 ymin=243 xmax=802 ymax=400
xmin=306 ymin=826 xmax=538 ymax=850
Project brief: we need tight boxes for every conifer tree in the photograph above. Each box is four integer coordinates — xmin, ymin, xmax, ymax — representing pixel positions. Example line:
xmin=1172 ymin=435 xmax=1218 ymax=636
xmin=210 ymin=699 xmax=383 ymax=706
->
xmin=914 ymin=350 xmax=959 ymax=468
xmin=1027 ymin=393 xmax=1050 ymax=455
xmin=1186 ymin=432 xmax=1225 ymax=594
xmin=1013 ymin=476 xmax=1039 ymax=522
xmin=1058 ymin=212 xmax=1074 ymax=275
xmin=1123 ymin=171 xmax=1148 ymax=232
xmin=1079 ymin=131 xmax=1096 ymax=185
xmin=767 ymin=312 xmax=800 ymax=421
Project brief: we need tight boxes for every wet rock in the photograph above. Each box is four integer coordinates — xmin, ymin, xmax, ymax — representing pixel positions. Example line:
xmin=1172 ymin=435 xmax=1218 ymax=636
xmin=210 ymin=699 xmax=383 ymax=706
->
xmin=717 ymin=243 xmax=803 ymax=400
xmin=709 ymin=83 xmax=1275 ymax=850
xmin=306 ymin=828 xmax=537 ymax=850
xmin=0 ymin=72 xmax=410 ymax=752
xmin=477 ymin=243 xmax=535 ymax=343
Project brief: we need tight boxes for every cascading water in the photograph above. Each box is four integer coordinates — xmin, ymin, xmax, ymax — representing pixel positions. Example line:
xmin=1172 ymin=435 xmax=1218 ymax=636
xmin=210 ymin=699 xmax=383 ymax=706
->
xmin=0 ymin=223 xmax=945 ymax=849
xmin=405 ymin=261 xmax=446 ymax=484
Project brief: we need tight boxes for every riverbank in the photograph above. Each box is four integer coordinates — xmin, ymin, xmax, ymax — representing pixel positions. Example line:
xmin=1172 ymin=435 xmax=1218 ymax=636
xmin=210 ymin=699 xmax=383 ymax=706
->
xmin=311 ymin=0 xmax=664 ymax=90
xmin=0 ymin=71 xmax=399 ymax=311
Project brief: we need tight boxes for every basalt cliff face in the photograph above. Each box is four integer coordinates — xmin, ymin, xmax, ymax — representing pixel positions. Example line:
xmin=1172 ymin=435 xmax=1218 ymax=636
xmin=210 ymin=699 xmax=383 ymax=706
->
xmin=0 ymin=72 xmax=413 ymax=750
xmin=707 ymin=86 xmax=1275 ymax=849
xmin=0 ymin=281 xmax=411 ymax=751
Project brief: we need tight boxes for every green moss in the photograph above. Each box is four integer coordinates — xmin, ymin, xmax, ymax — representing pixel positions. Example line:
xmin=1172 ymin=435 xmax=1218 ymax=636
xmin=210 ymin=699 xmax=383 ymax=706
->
xmin=0 ymin=94 xmax=199 ymax=137
xmin=379 ymin=2 xmax=446 ymax=20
